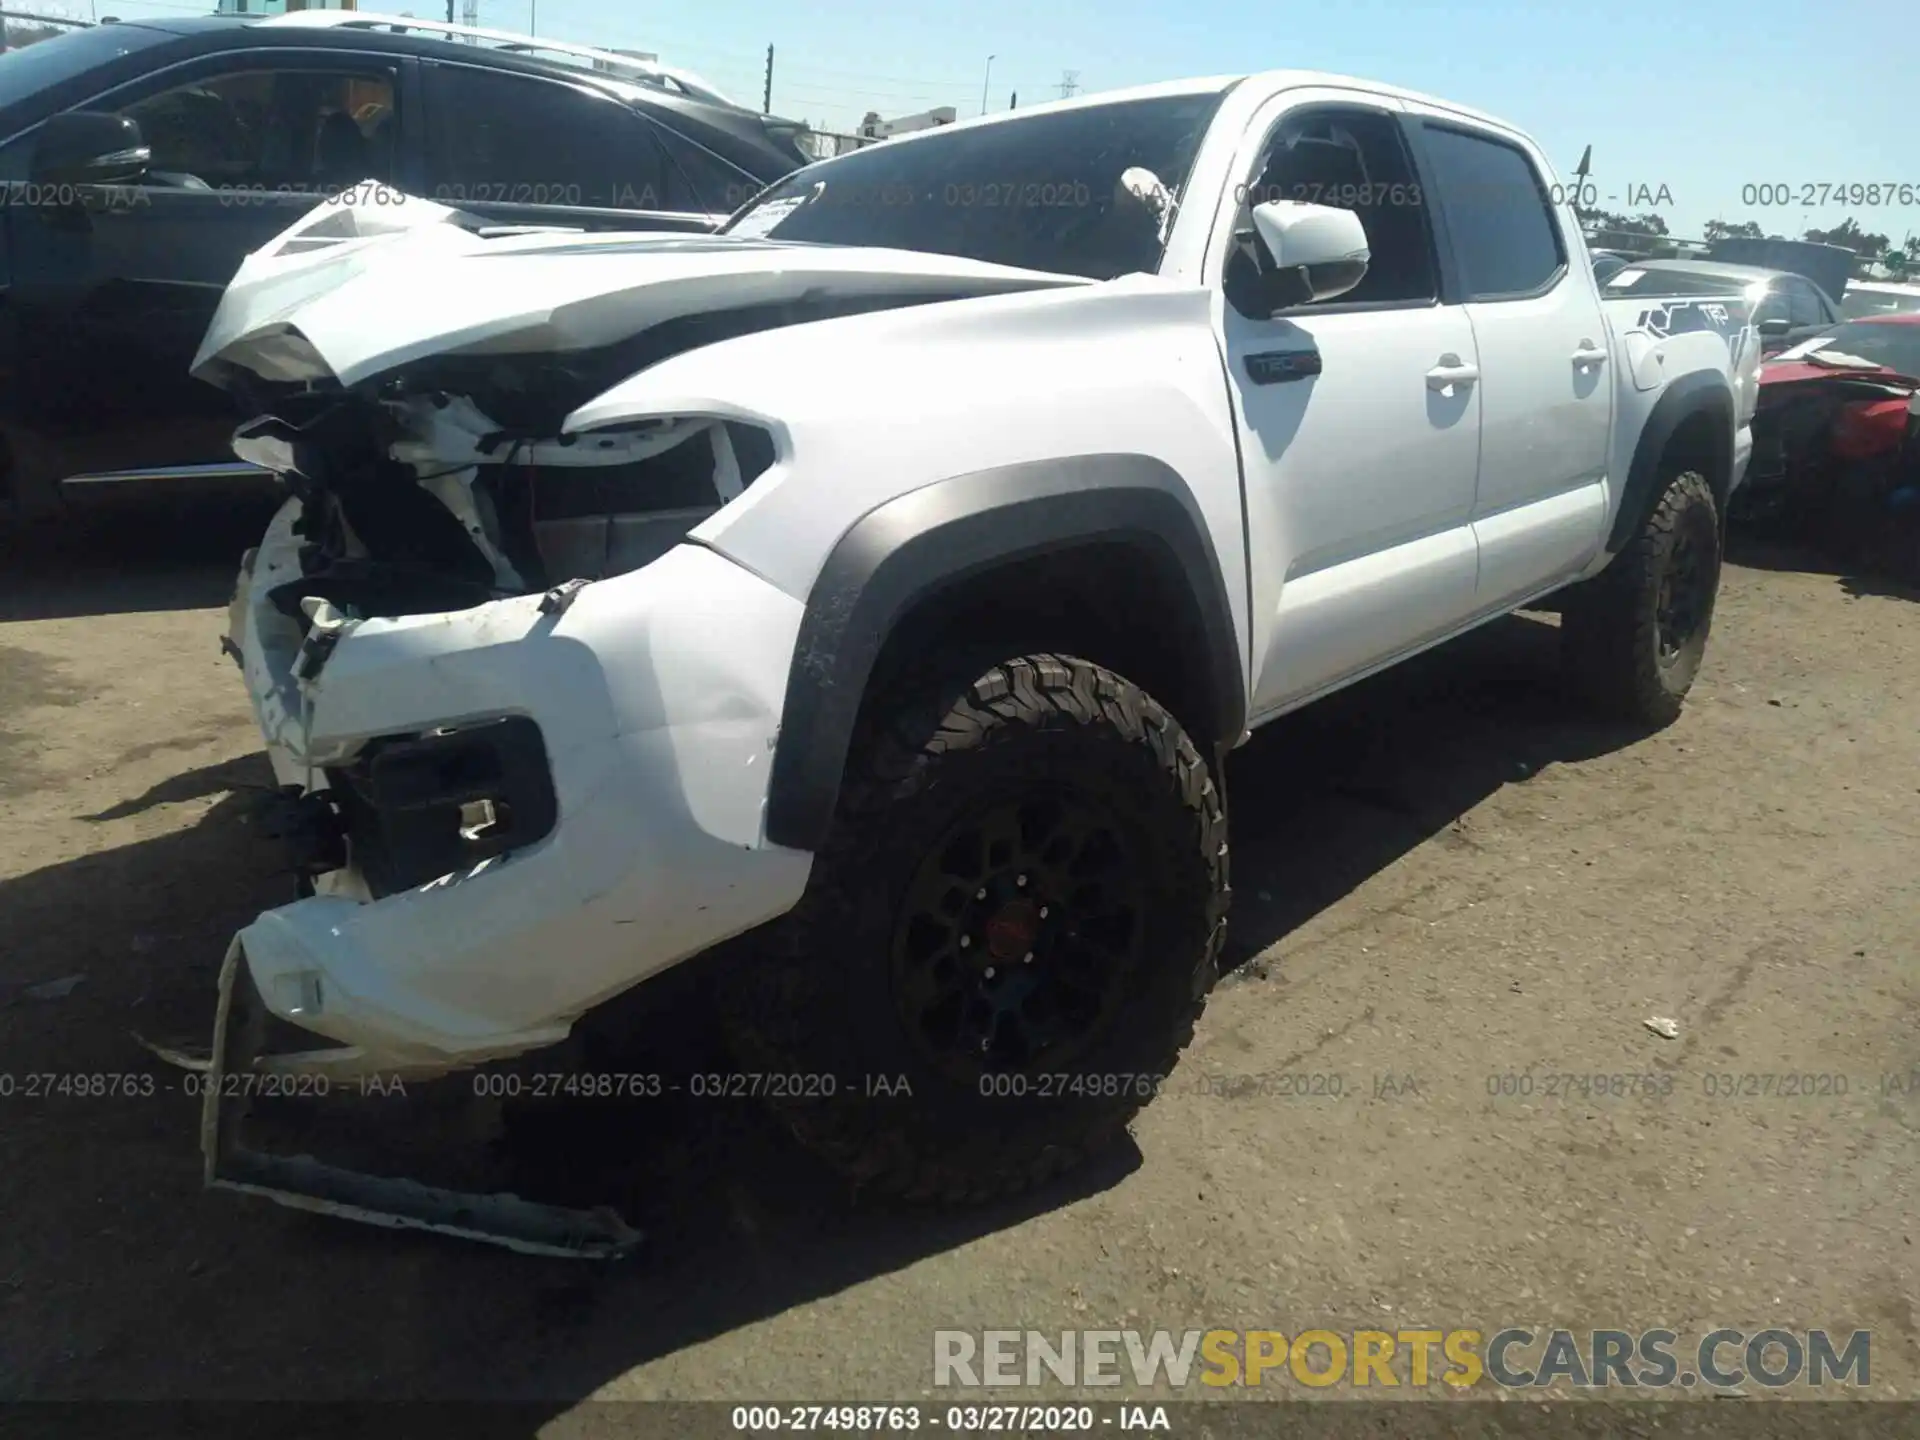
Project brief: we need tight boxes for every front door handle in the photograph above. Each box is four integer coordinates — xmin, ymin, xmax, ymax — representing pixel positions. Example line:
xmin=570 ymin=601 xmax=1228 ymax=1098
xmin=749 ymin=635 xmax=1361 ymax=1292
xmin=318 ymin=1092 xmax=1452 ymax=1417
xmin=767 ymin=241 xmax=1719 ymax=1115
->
xmin=1572 ymin=342 xmax=1610 ymax=367
xmin=1426 ymin=355 xmax=1479 ymax=390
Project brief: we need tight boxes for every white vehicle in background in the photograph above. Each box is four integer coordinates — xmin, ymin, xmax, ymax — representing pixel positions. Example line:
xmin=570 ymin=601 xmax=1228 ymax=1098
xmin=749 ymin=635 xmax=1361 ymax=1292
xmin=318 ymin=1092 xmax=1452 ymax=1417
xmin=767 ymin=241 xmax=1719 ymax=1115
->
xmin=1841 ymin=279 xmax=1920 ymax=321
xmin=177 ymin=70 xmax=1760 ymax=1256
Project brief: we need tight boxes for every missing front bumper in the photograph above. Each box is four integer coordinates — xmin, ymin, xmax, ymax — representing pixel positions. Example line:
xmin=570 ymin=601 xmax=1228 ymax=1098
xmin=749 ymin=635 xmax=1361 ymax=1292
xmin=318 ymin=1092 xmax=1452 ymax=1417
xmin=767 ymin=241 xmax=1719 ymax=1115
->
xmin=187 ymin=937 xmax=641 ymax=1260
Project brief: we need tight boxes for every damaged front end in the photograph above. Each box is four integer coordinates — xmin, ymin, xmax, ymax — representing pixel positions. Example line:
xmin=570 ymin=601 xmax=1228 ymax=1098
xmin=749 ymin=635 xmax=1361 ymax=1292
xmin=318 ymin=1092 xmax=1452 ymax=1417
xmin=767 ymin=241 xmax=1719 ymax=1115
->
xmin=186 ymin=381 xmax=781 ymax=1258
xmin=227 ymin=377 xmax=773 ymax=635
xmin=160 ymin=187 xmax=1084 ymax=1253
xmin=192 ymin=936 xmax=642 ymax=1258
xmin=1738 ymin=369 xmax=1920 ymax=573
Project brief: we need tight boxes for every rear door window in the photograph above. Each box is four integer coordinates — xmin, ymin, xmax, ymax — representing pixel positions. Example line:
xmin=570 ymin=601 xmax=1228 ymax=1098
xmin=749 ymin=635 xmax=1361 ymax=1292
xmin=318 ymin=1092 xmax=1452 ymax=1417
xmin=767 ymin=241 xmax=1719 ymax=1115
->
xmin=422 ymin=63 xmax=667 ymax=210
xmin=1420 ymin=124 xmax=1566 ymax=299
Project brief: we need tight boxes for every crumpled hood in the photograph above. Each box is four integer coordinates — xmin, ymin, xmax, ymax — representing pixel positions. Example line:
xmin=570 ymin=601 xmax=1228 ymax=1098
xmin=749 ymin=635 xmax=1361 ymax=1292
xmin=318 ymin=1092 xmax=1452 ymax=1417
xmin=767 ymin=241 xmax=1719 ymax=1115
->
xmin=1760 ymin=359 xmax=1914 ymax=389
xmin=191 ymin=182 xmax=1092 ymax=392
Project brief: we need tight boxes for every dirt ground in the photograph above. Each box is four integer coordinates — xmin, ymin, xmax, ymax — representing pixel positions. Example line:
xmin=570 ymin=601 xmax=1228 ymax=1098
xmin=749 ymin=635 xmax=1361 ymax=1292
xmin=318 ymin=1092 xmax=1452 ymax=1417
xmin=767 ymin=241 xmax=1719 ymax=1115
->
xmin=1 ymin=492 xmax=1916 ymax=1424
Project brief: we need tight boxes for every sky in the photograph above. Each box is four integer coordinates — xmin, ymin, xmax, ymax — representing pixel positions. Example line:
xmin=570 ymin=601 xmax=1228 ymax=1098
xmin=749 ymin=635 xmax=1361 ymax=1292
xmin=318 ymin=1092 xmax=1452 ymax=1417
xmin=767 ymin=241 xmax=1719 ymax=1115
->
xmin=39 ymin=0 xmax=1920 ymax=246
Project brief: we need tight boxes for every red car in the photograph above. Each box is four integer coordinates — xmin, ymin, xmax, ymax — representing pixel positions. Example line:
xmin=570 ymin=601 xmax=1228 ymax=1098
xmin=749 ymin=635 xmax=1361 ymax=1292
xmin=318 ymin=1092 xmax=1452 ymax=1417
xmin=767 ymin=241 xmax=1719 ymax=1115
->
xmin=1739 ymin=314 xmax=1920 ymax=569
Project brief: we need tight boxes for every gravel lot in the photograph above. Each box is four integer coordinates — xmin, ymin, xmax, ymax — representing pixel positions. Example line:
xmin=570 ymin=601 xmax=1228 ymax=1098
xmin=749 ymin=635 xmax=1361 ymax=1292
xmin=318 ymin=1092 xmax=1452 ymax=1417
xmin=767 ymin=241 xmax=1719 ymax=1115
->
xmin=1 ymin=494 xmax=1915 ymax=1424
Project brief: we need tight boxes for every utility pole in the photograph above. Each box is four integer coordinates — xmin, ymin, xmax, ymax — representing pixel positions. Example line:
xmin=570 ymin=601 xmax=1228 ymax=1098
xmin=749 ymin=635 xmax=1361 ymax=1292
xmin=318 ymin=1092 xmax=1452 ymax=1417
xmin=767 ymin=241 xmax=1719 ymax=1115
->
xmin=763 ymin=44 xmax=773 ymax=114
xmin=1057 ymin=70 xmax=1079 ymax=99
xmin=1008 ymin=91 xmax=1016 ymax=110
xmin=979 ymin=54 xmax=995 ymax=115
xmin=445 ymin=0 xmax=454 ymax=22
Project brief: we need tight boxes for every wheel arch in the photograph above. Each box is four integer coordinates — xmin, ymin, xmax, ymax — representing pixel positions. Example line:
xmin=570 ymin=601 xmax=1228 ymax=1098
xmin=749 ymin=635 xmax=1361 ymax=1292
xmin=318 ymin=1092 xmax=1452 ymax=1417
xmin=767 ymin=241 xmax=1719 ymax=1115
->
xmin=1607 ymin=372 xmax=1736 ymax=554
xmin=763 ymin=454 xmax=1248 ymax=853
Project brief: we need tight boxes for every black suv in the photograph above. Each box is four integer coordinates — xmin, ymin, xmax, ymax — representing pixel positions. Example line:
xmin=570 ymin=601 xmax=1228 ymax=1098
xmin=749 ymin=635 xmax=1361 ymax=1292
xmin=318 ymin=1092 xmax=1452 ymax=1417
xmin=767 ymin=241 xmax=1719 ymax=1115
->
xmin=0 ymin=15 xmax=810 ymax=521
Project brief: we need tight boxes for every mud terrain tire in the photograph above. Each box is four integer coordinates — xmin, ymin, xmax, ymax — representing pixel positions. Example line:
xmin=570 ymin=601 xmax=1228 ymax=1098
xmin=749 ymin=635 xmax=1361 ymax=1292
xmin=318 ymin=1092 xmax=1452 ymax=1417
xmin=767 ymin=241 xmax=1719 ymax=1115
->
xmin=723 ymin=653 xmax=1229 ymax=1205
xmin=1562 ymin=468 xmax=1722 ymax=727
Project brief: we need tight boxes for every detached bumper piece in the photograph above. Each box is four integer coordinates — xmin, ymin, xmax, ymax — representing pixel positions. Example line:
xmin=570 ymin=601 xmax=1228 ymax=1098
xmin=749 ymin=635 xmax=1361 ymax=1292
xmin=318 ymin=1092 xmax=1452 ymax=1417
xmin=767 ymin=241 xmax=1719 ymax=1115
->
xmin=193 ymin=938 xmax=641 ymax=1260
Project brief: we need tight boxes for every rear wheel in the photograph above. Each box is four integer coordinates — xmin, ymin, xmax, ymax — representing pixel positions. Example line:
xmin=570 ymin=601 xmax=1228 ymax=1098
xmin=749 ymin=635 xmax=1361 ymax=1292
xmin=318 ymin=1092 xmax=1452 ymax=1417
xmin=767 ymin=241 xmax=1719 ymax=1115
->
xmin=1562 ymin=467 xmax=1722 ymax=727
xmin=723 ymin=652 xmax=1228 ymax=1204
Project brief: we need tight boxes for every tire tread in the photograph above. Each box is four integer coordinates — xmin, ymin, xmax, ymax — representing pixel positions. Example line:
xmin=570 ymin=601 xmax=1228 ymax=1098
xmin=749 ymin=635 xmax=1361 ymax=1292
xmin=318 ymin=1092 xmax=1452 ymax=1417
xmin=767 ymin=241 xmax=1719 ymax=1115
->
xmin=1563 ymin=468 xmax=1720 ymax=726
xmin=725 ymin=652 xmax=1228 ymax=1206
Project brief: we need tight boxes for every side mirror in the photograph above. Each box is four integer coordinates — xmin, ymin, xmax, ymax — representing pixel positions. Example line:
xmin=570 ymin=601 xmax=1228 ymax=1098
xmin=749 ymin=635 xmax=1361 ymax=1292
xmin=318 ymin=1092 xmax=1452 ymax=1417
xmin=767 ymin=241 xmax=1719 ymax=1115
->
xmin=29 ymin=111 xmax=150 ymax=189
xmin=1249 ymin=201 xmax=1370 ymax=309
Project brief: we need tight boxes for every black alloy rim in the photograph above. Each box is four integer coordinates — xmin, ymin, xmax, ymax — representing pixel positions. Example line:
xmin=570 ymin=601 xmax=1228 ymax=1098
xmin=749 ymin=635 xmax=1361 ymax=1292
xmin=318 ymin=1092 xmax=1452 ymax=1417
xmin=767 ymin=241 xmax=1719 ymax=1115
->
xmin=890 ymin=789 xmax=1145 ymax=1081
xmin=1657 ymin=522 xmax=1713 ymax=663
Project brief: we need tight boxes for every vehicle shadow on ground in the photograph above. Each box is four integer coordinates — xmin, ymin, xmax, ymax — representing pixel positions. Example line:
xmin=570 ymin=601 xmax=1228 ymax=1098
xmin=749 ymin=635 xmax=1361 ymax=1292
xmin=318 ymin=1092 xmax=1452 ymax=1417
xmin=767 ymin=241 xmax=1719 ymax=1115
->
xmin=0 ymin=490 xmax=281 ymax=622
xmin=1726 ymin=530 xmax=1920 ymax=603
xmin=1218 ymin=611 xmax=1652 ymax=972
xmin=0 ymin=612 xmax=1656 ymax=1413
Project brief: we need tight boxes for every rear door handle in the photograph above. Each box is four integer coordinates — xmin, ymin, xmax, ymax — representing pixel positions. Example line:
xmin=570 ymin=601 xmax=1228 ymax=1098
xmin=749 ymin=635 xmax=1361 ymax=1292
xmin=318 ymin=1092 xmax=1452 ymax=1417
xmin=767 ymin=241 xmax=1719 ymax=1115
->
xmin=1426 ymin=355 xmax=1479 ymax=390
xmin=1572 ymin=342 xmax=1609 ymax=366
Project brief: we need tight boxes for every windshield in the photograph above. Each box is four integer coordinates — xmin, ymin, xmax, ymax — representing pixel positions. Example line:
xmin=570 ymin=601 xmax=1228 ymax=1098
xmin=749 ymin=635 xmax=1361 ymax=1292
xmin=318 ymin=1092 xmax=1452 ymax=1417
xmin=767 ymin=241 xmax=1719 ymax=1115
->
xmin=719 ymin=93 xmax=1226 ymax=280
xmin=1773 ymin=320 xmax=1920 ymax=378
xmin=1840 ymin=287 xmax=1920 ymax=321
xmin=0 ymin=23 xmax=172 ymax=112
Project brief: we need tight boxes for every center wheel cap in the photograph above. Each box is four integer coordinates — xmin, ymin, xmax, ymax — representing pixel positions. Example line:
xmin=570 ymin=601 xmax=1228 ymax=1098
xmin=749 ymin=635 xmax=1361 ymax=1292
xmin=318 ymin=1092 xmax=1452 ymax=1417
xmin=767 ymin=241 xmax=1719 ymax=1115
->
xmin=984 ymin=900 xmax=1039 ymax=962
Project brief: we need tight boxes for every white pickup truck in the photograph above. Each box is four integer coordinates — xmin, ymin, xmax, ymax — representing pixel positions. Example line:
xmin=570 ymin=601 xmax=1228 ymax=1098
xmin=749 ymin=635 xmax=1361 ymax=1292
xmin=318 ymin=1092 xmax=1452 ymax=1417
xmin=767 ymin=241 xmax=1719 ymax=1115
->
xmin=181 ymin=70 xmax=1759 ymax=1253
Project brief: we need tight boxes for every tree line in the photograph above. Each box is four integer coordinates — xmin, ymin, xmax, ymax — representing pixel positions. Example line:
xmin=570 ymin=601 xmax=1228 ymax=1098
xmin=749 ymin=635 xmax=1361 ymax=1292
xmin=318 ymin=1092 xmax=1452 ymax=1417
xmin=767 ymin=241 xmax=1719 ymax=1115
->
xmin=1581 ymin=208 xmax=1917 ymax=277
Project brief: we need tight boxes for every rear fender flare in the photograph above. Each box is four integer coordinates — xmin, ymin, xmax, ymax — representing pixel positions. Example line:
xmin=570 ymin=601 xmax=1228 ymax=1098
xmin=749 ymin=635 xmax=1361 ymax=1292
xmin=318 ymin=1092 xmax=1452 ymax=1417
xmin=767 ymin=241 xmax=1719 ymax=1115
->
xmin=1607 ymin=372 xmax=1734 ymax=553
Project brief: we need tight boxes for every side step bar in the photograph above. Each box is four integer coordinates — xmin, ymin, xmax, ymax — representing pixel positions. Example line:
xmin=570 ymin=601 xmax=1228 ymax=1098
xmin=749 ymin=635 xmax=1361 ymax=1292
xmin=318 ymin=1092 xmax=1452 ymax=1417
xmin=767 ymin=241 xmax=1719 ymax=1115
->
xmin=171 ymin=938 xmax=642 ymax=1261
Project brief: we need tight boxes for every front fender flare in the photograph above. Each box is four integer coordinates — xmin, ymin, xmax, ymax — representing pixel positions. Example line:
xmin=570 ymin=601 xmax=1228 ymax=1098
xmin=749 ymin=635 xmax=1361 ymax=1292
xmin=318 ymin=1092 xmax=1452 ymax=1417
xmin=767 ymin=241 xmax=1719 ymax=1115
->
xmin=763 ymin=454 xmax=1247 ymax=853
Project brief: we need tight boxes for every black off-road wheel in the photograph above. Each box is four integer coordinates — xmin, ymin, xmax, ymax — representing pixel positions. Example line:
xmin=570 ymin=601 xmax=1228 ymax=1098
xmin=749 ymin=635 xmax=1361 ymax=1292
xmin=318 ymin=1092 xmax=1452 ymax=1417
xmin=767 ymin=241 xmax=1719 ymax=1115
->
xmin=722 ymin=653 xmax=1229 ymax=1205
xmin=1562 ymin=468 xmax=1722 ymax=727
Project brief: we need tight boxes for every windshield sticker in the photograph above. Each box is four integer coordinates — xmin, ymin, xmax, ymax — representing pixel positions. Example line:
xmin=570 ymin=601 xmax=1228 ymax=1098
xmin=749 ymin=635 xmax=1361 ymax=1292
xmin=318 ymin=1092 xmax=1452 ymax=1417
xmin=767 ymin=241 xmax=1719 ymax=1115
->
xmin=1799 ymin=350 xmax=1880 ymax=369
xmin=1775 ymin=335 xmax=1836 ymax=360
xmin=728 ymin=194 xmax=809 ymax=239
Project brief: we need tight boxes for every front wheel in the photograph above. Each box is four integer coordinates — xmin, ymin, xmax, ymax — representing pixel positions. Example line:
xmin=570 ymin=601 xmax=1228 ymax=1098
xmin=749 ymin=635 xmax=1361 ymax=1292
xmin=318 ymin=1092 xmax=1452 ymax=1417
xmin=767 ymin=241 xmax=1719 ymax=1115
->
xmin=722 ymin=653 xmax=1229 ymax=1205
xmin=1562 ymin=468 xmax=1722 ymax=727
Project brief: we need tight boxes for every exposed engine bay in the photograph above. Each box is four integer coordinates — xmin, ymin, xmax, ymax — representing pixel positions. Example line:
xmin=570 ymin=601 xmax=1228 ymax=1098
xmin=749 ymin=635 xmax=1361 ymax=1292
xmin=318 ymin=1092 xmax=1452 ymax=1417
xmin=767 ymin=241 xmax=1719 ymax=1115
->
xmin=217 ymin=293 xmax=948 ymax=625
xmin=237 ymin=392 xmax=774 ymax=619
